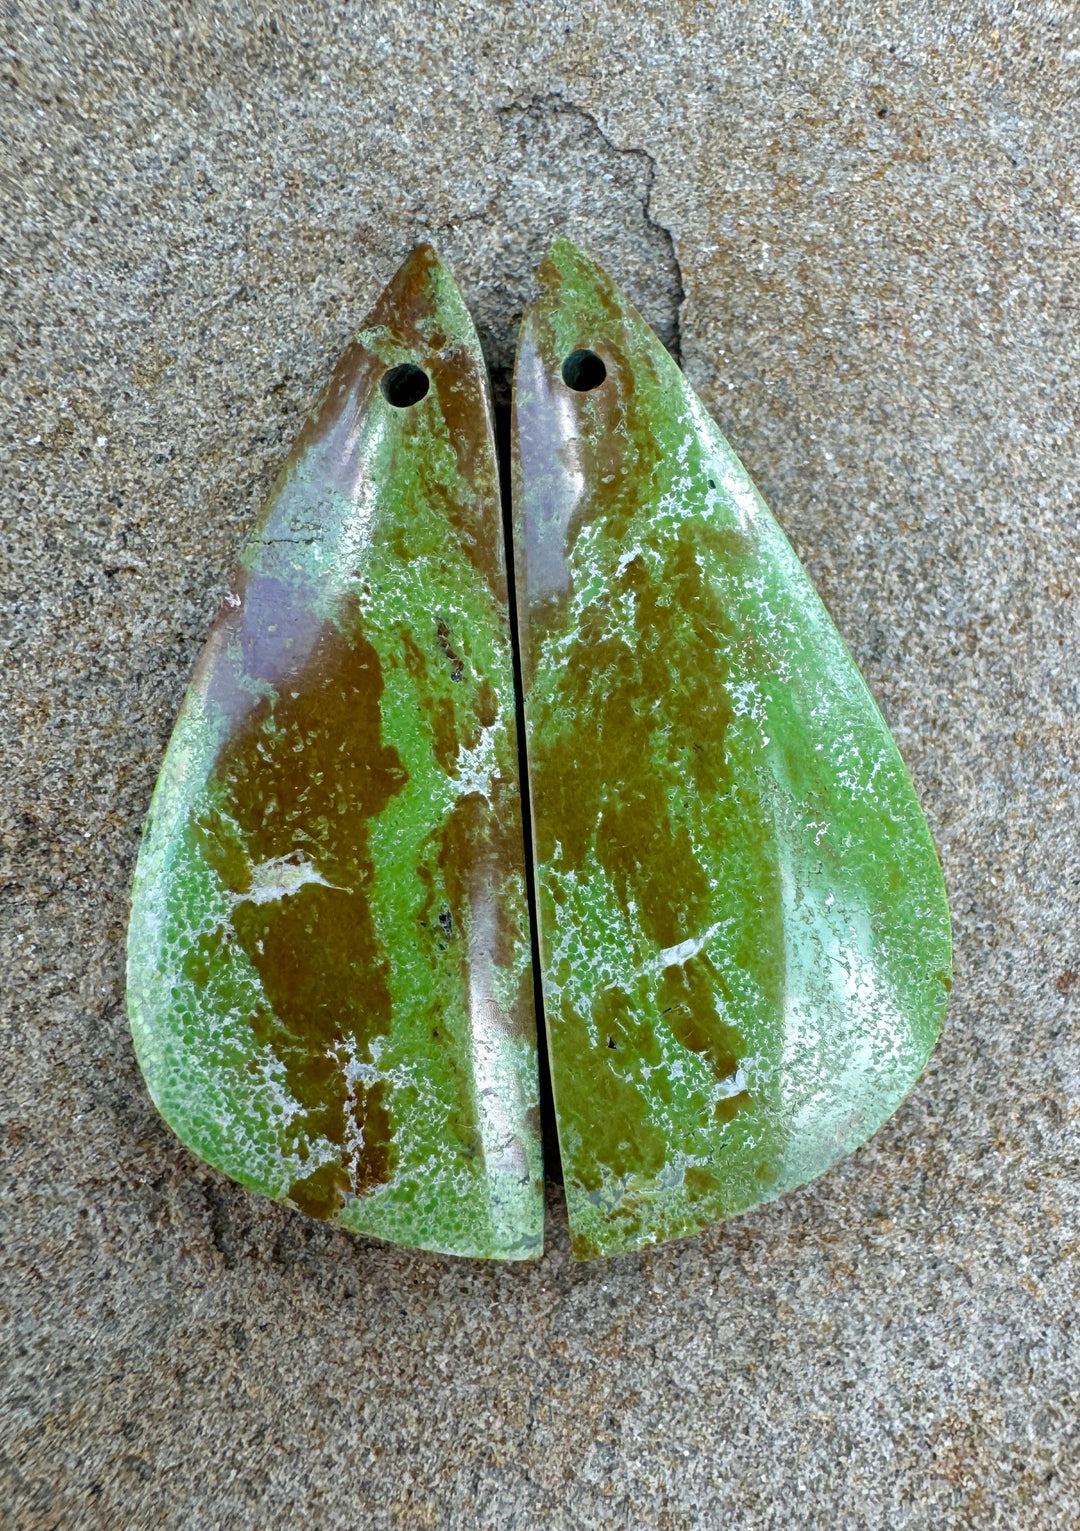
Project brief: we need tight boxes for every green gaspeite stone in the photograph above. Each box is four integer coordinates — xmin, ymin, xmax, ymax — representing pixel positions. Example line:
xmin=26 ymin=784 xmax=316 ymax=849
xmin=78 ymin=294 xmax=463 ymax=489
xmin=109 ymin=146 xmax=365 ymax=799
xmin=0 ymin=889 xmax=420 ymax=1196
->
xmin=130 ymin=239 xmax=951 ymax=1263
xmin=512 ymin=240 xmax=952 ymax=1259
xmin=127 ymin=246 xmax=544 ymax=1259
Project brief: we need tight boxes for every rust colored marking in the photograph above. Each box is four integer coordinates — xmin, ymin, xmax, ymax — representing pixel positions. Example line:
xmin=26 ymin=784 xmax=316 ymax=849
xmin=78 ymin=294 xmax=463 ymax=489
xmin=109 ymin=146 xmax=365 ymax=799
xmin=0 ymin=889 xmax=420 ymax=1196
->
xmin=436 ymin=619 xmax=466 ymax=682
xmin=191 ymin=589 xmax=407 ymax=1217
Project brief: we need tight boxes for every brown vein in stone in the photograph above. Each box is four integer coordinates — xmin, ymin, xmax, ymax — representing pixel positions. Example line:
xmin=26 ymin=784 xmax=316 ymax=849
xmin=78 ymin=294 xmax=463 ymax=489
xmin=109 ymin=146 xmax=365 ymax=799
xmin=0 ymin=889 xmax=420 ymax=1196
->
xmin=189 ymin=584 xmax=407 ymax=1218
xmin=514 ymin=251 xmax=787 ymax=1223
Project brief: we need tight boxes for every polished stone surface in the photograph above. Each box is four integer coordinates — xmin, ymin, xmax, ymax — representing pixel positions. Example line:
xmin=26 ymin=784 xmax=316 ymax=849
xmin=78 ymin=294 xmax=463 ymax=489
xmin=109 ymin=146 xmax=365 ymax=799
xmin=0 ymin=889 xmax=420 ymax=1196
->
xmin=514 ymin=242 xmax=952 ymax=1257
xmin=4 ymin=5 xmax=1078 ymax=1527
xmin=128 ymin=246 xmax=542 ymax=1258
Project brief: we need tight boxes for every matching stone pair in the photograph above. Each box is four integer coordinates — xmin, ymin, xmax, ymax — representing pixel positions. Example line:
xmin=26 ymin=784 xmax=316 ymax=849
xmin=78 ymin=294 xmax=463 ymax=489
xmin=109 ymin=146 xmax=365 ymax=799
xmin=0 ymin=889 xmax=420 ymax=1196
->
xmin=127 ymin=242 xmax=951 ymax=1261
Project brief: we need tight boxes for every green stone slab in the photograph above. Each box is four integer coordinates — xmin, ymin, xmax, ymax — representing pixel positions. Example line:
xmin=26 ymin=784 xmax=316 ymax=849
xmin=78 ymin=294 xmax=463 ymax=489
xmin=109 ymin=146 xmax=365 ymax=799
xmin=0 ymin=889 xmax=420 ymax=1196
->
xmin=127 ymin=246 xmax=543 ymax=1259
xmin=512 ymin=240 xmax=952 ymax=1260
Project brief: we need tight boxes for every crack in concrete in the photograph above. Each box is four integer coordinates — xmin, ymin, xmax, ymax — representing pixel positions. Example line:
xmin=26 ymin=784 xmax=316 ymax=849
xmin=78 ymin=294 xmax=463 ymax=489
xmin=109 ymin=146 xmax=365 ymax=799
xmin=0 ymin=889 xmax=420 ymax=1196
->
xmin=517 ymin=94 xmax=686 ymax=367
xmin=494 ymin=91 xmax=686 ymax=365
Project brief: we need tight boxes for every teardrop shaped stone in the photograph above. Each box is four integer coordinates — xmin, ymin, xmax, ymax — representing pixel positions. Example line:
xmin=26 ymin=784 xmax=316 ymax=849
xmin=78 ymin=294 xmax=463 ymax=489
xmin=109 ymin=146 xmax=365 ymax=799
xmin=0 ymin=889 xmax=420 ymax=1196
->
xmin=128 ymin=246 xmax=543 ymax=1259
xmin=511 ymin=239 xmax=951 ymax=1260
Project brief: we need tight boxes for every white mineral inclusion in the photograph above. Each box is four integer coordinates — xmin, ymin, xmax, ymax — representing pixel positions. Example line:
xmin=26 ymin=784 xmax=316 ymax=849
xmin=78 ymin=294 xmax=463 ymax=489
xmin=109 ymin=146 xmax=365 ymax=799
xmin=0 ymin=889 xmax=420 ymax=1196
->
xmin=238 ymin=854 xmax=345 ymax=905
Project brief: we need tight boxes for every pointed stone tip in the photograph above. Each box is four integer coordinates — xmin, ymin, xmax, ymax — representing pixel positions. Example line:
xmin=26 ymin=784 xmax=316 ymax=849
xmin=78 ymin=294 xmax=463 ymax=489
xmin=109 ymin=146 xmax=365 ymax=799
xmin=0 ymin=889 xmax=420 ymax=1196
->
xmin=530 ymin=239 xmax=631 ymax=331
xmin=546 ymin=235 xmax=586 ymax=262
xmin=382 ymin=241 xmax=444 ymax=294
xmin=402 ymin=239 xmax=443 ymax=270
xmin=538 ymin=236 xmax=603 ymax=290
xmin=362 ymin=241 xmax=472 ymax=349
xmin=518 ymin=237 xmax=680 ymax=389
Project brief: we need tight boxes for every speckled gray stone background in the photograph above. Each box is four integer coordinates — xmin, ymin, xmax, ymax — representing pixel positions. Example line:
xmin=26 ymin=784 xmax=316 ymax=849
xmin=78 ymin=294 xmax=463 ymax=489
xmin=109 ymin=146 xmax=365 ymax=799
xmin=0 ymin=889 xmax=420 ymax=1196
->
xmin=2 ymin=3 xmax=1079 ymax=1528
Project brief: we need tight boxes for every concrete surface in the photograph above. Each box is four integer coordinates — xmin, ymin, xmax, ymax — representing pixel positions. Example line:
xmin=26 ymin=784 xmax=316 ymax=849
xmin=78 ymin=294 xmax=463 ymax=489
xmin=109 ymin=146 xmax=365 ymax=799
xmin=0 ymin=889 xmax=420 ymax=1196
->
xmin=2 ymin=3 xmax=1078 ymax=1527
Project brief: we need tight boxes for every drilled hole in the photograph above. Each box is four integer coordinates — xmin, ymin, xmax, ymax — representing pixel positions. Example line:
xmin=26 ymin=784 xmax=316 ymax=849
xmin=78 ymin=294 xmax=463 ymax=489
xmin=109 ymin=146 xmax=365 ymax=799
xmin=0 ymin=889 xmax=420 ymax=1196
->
xmin=381 ymin=362 xmax=429 ymax=408
xmin=561 ymin=349 xmax=607 ymax=392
